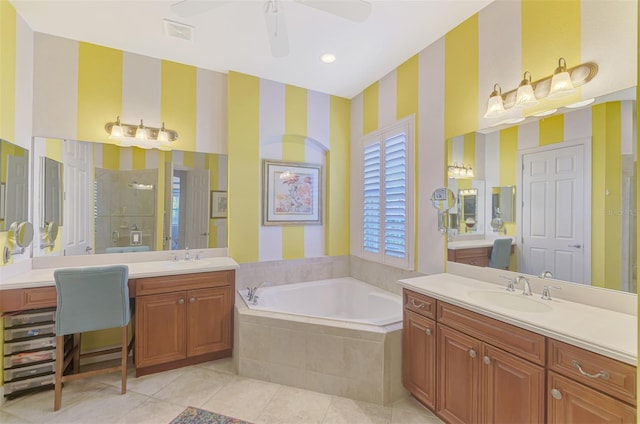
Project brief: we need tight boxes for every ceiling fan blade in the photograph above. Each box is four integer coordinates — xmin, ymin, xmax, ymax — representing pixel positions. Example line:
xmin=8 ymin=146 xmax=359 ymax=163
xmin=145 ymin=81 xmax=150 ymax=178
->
xmin=170 ymin=0 xmax=231 ymax=18
xmin=295 ymin=0 xmax=372 ymax=23
xmin=264 ymin=1 xmax=289 ymax=57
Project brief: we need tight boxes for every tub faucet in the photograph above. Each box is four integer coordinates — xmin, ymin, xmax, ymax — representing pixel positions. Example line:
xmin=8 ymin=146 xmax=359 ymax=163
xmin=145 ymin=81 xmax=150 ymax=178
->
xmin=247 ymin=286 xmax=258 ymax=302
xmin=539 ymin=270 xmax=553 ymax=279
xmin=515 ymin=275 xmax=532 ymax=296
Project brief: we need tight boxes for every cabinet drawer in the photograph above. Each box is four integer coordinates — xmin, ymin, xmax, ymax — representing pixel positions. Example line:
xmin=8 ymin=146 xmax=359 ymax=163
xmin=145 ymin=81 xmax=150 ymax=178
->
xmin=4 ymin=373 xmax=55 ymax=395
xmin=548 ymin=339 xmax=636 ymax=406
xmin=403 ymin=289 xmax=436 ymax=319
xmin=4 ymin=361 xmax=56 ymax=381
xmin=4 ymin=309 xmax=55 ymax=328
xmin=450 ymin=247 xmax=490 ymax=260
xmin=4 ymin=336 xmax=56 ymax=354
xmin=438 ymin=302 xmax=545 ymax=366
xmin=4 ymin=323 xmax=56 ymax=341
xmin=4 ymin=349 xmax=56 ymax=368
xmin=136 ymin=271 xmax=233 ymax=296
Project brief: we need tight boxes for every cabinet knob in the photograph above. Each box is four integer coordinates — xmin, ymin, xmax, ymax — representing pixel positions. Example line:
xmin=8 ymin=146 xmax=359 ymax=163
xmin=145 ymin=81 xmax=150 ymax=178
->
xmin=425 ymin=328 xmax=432 ymax=336
xmin=469 ymin=349 xmax=477 ymax=358
xmin=178 ymin=298 xmax=185 ymax=304
xmin=189 ymin=297 xmax=196 ymax=303
xmin=483 ymin=356 xmax=491 ymax=365
xmin=550 ymin=388 xmax=563 ymax=400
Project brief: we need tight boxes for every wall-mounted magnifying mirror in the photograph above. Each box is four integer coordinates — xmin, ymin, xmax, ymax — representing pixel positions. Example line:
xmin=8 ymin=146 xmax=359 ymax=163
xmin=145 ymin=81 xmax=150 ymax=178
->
xmin=430 ymin=187 xmax=456 ymax=233
xmin=3 ymin=221 xmax=35 ymax=264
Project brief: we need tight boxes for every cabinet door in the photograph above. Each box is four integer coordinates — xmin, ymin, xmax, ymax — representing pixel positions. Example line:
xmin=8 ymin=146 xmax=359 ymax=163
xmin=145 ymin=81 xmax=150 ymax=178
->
xmin=547 ymin=371 xmax=636 ymax=423
xmin=135 ymin=291 xmax=187 ymax=368
xmin=437 ymin=324 xmax=481 ymax=424
xmin=403 ymin=310 xmax=436 ymax=409
xmin=482 ymin=344 xmax=545 ymax=424
xmin=187 ymin=287 xmax=232 ymax=357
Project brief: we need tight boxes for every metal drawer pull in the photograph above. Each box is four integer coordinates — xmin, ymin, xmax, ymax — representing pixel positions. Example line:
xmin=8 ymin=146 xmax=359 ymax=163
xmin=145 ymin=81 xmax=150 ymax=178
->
xmin=550 ymin=389 xmax=563 ymax=400
xmin=483 ymin=356 xmax=491 ymax=365
xmin=571 ymin=360 xmax=610 ymax=380
xmin=410 ymin=299 xmax=425 ymax=309
xmin=469 ymin=349 xmax=477 ymax=358
xmin=425 ymin=328 xmax=432 ymax=336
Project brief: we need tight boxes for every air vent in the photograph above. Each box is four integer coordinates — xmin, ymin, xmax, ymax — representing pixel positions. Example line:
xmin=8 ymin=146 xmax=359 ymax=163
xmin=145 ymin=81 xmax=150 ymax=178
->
xmin=163 ymin=19 xmax=195 ymax=42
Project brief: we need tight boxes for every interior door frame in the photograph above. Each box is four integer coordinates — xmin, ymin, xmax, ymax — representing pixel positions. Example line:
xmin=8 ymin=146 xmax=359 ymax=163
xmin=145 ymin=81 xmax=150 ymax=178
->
xmin=517 ymin=137 xmax=592 ymax=283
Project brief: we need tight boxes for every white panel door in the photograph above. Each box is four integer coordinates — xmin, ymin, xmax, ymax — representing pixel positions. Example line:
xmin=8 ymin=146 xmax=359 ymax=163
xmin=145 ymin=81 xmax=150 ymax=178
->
xmin=184 ymin=169 xmax=209 ymax=249
xmin=62 ymin=140 xmax=93 ymax=256
xmin=5 ymin=155 xmax=28 ymax=226
xmin=522 ymin=144 xmax=585 ymax=283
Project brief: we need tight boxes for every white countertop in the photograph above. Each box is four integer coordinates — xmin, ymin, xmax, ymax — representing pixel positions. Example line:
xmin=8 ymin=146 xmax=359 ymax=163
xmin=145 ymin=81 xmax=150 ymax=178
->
xmin=448 ymin=238 xmax=514 ymax=250
xmin=0 ymin=256 xmax=239 ymax=291
xmin=398 ymin=273 xmax=637 ymax=366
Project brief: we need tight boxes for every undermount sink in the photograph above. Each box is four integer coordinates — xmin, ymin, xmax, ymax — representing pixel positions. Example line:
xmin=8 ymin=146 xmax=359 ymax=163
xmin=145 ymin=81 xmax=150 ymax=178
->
xmin=468 ymin=290 xmax=552 ymax=313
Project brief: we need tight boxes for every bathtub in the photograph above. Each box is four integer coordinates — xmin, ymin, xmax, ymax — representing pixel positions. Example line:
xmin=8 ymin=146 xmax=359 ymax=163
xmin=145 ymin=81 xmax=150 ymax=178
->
xmin=235 ymin=277 xmax=406 ymax=405
xmin=238 ymin=277 xmax=402 ymax=326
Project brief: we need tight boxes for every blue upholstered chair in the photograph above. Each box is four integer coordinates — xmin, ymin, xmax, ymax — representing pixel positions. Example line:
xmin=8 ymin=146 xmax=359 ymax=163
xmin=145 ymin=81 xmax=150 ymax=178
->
xmin=489 ymin=238 xmax=513 ymax=270
xmin=53 ymin=265 xmax=131 ymax=411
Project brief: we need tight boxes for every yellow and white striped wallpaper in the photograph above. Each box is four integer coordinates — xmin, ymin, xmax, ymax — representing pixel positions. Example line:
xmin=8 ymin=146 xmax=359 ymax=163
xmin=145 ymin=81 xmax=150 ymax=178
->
xmin=227 ymin=72 xmax=350 ymax=263
xmin=32 ymin=33 xmax=227 ymax=155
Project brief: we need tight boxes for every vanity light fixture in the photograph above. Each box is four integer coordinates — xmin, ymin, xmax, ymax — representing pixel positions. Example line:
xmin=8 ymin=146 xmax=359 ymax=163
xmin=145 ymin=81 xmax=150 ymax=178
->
xmin=448 ymin=163 xmax=474 ymax=179
xmin=105 ymin=116 xmax=178 ymax=151
xmin=483 ymin=58 xmax=597 ymax=120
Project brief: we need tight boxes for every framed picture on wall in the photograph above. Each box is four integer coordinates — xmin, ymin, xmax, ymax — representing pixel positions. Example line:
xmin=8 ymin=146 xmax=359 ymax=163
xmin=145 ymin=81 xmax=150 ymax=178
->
xmin=262 ymin=159 xmax=322 ymax=226
xmin=211 ymin=190 xmax=227 ymax=219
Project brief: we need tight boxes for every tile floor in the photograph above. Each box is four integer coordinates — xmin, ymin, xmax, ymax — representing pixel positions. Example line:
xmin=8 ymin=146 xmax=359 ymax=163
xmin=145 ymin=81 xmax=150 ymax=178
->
xmin=0 ymin=358 xmax=443 ymax=424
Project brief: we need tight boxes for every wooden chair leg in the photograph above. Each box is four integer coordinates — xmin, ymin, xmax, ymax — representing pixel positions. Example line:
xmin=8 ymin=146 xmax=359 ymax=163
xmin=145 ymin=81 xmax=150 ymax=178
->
xmin=121 ymin=325 xmax=128 ymax=394
xmin=72 ymin=333 xmax=81 ymax=374
xmin=54 ymin=335 xmax=64 ymax=411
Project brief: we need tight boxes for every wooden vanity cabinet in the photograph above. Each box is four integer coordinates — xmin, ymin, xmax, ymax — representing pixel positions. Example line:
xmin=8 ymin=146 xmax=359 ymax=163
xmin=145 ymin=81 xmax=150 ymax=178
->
xmin=546 ymin=339 xmax=636 ymax=423
xmin=134 ymin=271 xmax=234 ymax=377
xmin=402 ymin=290 xmax=437 ymax=409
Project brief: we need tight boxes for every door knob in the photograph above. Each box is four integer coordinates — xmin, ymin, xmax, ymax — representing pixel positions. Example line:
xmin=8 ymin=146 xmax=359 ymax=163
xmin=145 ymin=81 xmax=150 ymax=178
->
xmin=200 ymin=232 xmax=209 ymax=236
xmin=568 ymin=244 xmax=582 ymax=248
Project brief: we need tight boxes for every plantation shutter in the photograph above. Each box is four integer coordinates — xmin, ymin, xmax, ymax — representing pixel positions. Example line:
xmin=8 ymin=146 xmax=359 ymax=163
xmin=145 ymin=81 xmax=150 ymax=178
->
xmin=363 ymin=142 xmax=381 ymax=254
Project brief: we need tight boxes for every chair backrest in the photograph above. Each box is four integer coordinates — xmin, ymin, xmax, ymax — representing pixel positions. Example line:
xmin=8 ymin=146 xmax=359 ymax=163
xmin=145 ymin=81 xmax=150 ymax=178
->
xmin=489 ymin=238 xmax=512 ymax=269
xmin=54 ymin=265 xmax=130 ymax=336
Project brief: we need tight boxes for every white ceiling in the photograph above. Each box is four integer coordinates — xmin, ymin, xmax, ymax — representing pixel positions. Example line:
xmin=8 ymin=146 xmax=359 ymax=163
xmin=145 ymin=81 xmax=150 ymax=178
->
xmin=11 ymin=0 xmax=492 ymax=99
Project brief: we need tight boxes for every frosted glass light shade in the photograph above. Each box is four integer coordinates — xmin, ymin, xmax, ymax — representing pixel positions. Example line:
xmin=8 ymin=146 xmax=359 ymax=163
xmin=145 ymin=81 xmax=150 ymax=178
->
xmin=548 ymin=71 xmax=574 ymax=98
xmin=484 ymin=94 xmax=505 ymax=118
xmin=135 ymin=120 xmax=147 ymax=140
xmin=515 ymin=83 xmax=538 ymax=107
xmin=109 ymin=124 xmax=124 ymax=139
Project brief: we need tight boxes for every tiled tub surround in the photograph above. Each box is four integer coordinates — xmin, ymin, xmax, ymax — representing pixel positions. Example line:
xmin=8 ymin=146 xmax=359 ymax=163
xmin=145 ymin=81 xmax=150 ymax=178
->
xmin=235 ymin=280 xmax=405 ymax=405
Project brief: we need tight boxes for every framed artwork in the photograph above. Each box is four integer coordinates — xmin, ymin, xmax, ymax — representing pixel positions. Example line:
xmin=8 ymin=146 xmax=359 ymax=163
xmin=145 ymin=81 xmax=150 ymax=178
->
xmin=0 ymin=183 xmax=4 ymax=220
xmin=262 ymin=159 xmax=322 ymax=226
xmin=211 ymin=190 xmax=228 ymax=218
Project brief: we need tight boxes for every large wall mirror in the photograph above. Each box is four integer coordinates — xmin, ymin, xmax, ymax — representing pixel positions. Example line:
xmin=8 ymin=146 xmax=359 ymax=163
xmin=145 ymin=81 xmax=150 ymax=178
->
xmin=32 ymin=138 xmax=227 ymax=257
xmin=0 ymin=139 xmax=29 ymax=232
xmin=446 ymin=87 xmax=637 ymax=294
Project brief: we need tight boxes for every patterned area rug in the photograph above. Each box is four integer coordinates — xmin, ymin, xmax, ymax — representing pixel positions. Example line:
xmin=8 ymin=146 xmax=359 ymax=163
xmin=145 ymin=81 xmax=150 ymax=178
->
xmin=170 ymin=406 xmax=253 ymax=424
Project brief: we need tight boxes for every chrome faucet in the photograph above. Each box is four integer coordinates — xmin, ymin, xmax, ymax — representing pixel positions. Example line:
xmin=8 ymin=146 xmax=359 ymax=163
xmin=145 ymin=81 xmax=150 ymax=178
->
xmin=539 ymin=270 xmax=553 ymax=279
xmin=247 ymin=286 xmax=258 ymax=302
xmin=515 ymin=275 xmax=532 ymax=296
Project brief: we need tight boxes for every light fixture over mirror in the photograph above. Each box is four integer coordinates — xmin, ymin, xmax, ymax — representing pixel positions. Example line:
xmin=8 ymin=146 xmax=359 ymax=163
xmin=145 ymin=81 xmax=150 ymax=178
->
xmin=483 ymin=58 xmax=598 ymax=120
xmin=105 ymin=116 xmax=178 ymax=151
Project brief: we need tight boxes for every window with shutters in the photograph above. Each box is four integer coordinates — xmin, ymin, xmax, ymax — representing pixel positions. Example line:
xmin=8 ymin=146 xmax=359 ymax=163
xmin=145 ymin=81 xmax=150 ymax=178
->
xmin=361 ymin=117 xmax=414 ymax=269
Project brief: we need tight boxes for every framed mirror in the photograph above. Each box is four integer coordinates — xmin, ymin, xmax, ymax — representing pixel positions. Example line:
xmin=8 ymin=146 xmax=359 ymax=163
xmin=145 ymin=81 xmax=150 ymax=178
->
xmin=32 ymin=137 xmax=228 ymax=257
xmin=0 ymin=139 xmax=29 ymax=232
xmin=446 ymin=87 xmax=637 ymax=294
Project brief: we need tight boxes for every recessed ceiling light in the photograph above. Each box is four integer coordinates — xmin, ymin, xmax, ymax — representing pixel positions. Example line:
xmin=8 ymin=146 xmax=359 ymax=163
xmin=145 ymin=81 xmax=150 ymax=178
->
xmin=321 ymin=53 xmax=336 ymax=64
xmin=565 ymin=98 xmax=595 ymax=109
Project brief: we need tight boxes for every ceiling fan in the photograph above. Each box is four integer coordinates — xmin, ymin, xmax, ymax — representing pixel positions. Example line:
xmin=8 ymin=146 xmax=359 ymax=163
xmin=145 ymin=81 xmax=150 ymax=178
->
xmin=170 ymin=0 xmax=372 ymax=57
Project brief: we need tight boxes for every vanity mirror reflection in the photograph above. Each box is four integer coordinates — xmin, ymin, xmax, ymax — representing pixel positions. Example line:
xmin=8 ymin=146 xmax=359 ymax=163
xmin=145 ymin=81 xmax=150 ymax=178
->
xmin=31 ymin=137 xmax=228 ymax=257
xmin=0 ymin=139 xmax=29 ymax=232
xmin=446 ymin=87 xmax=637 ymax=294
